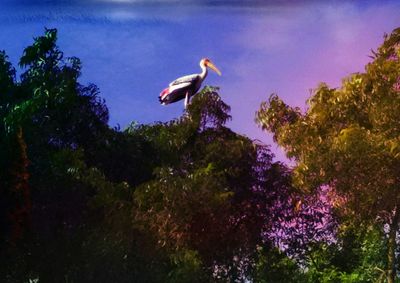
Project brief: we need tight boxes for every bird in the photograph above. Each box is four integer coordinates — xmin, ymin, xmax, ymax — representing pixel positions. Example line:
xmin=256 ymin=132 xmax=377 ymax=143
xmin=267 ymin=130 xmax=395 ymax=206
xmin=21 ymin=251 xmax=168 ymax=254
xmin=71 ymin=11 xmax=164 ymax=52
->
xmin=159 ymin=58 xmax=221 ymax=109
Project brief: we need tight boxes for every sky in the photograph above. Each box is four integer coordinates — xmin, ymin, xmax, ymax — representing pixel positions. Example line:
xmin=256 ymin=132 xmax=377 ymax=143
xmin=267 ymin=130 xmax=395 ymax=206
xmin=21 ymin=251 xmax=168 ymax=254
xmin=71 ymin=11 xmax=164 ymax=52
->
xmin=0 ymin=0 xmax=399 ymax=162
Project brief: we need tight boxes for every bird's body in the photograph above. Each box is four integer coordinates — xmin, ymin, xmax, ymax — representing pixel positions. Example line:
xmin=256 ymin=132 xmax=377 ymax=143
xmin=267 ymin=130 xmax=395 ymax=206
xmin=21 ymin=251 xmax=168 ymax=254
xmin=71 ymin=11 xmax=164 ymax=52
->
xmin=160 ymin=73 xmax=204 ymax=105
xmin=159 ymin=58 xmax=221 ymax=108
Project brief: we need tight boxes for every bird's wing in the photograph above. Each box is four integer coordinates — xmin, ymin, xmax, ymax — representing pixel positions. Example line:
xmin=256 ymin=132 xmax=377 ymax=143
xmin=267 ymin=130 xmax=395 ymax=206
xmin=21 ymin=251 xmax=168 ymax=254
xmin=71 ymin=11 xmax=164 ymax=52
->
xmin=169 ymin=74 xmax=199 ymax=87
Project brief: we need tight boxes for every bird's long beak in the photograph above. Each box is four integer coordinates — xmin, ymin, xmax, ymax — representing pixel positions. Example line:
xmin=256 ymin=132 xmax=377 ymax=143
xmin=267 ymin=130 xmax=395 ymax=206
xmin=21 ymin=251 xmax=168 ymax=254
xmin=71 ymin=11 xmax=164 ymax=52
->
xmin=207 ymin=61 xmax=222 ymax=76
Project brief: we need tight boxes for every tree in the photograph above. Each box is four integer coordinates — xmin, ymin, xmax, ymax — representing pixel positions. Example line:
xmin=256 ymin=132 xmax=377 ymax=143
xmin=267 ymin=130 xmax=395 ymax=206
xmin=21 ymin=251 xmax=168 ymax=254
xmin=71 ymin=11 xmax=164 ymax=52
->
xmin=0 ymin=28 xmax=113 ymax=282
xmin=0 ymin=50 xmax=19 ymax=243
xmin=6 ymin=127 xmax=31 ymax=244
xmin=0 ymin=28 xmax=308 ymax=282
xmin=133 ymin=88 xmax=298 ymax=281
xmin=256 ymin=27 xmax=400 ymax=283
xmin=252 ymin=244 xmax=308 ymax=283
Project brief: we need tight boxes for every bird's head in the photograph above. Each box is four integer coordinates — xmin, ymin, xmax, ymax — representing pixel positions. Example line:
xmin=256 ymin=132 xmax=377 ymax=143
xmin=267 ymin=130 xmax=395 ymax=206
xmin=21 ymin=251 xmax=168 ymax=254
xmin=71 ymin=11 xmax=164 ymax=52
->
xmin=201 ymin=58 xmax=221 ymax=76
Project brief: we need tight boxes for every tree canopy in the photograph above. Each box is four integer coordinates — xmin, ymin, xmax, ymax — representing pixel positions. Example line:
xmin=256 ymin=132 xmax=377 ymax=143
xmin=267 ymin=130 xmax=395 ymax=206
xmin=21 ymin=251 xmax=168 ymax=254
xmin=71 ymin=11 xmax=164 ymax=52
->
xmin=257 ymin=27 xmax=400 ymax=283
xmin=2 ymin=26 xmax=400 ymax=283
xmin=0 ymin=28 xmax=304 ymax=282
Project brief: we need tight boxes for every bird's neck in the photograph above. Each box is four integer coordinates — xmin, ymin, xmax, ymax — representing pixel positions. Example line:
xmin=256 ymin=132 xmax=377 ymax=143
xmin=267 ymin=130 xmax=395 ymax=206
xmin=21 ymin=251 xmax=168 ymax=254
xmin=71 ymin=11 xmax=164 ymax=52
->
xmin=200 ymin=64 xmax=208 ymax=81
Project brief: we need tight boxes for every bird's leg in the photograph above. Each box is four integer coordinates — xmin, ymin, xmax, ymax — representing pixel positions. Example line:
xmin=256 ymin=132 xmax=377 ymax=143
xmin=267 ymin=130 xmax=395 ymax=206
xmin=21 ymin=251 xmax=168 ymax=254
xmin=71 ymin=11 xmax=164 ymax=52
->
xmin=184 ymin=91 xmax=190 ymax=109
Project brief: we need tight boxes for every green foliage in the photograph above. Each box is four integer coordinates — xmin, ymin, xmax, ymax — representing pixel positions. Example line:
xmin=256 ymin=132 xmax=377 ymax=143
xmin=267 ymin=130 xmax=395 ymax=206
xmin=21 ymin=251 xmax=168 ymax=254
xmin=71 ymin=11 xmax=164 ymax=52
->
xmin=253 ymin=245 xmax=308 ymax=283
xmin=0 ymin=28 xmax=112 ymax=283
xmin=302 ymin=225 xmax=387 ymax=283
xmin=168 ymin=249 xmax=209 ymax=283
xmin=8 ymin=26 xmax=396 ymax=283
xmin=257 ymin=27 xmax=400 ymax=282
xmin=257 ymin=28 xmax=400 ymax=211
xmin=132 ymin=88 xmax=295 ymax=281
xmin=0 ymin=29 xmax=304 ymax=283
xmin=0 ymin=50 xmax=15 ymax=92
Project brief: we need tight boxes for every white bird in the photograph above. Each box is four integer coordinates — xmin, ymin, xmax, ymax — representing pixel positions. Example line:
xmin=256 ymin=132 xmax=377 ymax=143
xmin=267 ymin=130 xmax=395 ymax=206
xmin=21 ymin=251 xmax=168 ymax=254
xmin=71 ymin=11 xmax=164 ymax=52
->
xmin=159 ymin=58 xmax=221 ymax=109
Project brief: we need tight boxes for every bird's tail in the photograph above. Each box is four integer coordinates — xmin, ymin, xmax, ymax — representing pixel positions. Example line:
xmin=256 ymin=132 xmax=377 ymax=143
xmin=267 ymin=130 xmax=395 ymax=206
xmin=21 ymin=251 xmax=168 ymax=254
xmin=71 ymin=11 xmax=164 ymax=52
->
xmin=159 ymin=87 xmax=170 ymax=104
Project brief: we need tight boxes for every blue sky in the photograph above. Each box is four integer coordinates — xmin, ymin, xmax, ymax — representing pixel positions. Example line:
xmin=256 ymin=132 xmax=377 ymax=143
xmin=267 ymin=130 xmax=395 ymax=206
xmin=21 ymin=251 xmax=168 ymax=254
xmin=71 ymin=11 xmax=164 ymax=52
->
xmin=0 ymin=0 xmax=399 ymax=162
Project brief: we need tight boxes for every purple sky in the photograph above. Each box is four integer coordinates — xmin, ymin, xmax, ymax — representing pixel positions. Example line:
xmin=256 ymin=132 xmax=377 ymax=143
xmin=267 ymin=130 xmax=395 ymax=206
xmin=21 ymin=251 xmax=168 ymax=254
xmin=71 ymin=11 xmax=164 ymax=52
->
xmin=0 ymin=0 xmax=399 ymax=162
